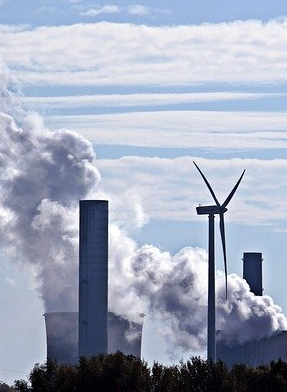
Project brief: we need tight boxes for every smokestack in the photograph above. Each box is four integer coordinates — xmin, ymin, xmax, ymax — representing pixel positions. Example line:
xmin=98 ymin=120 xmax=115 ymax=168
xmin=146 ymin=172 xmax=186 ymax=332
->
xmin=79 ymin=200 xmax=108 ymax=357
xmin=242 ymin=252 xmax=263 ymax=296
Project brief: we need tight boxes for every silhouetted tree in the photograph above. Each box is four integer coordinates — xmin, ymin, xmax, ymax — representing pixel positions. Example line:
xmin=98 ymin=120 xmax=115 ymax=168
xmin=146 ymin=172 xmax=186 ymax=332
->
xmin=13 ymin=353 xmax=287 ymax=392
xmin=0 ymin=383 xmax=16 ymax=392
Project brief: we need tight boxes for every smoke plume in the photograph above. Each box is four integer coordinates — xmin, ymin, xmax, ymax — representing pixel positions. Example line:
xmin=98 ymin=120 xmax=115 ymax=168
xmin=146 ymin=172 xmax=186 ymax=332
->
xmin=0 ymin=58 xmax=286 ymax=355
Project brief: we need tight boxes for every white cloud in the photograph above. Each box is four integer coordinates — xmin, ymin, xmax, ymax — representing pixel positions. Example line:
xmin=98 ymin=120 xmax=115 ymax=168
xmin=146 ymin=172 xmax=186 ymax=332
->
xmin=95 ymin=156 xmax=287 ymax=226
xmin=128 ymin=5 xmax=150 ymax=16
xmin=81 ymin=5 xmax=121 ymax=16
xmin=1 ymin=19 xmax=287 ymax=86
xmin=45 ymin=110 xmax=287 ymax=150
xmin=127 ymin=4 xmax=169 ymax=16
xmin=22 ymin=92 xmax=284 ymax=109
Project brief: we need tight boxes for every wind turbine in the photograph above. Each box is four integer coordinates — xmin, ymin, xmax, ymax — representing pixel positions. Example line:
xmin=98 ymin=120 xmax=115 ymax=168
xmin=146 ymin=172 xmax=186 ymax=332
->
xmin=193 ymin=161 xmax=245 ymax=362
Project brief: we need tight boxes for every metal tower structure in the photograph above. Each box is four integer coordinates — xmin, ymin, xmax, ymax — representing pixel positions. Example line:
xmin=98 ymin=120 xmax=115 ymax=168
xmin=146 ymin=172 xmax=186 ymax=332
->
xmin=194 ymin=162 xmax=245 ymax=361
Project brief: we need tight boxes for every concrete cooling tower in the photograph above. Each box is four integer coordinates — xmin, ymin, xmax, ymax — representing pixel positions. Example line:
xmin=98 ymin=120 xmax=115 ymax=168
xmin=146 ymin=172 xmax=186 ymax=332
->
xmin=44 ymin=312 xmax=78 ymax=365
xmin=108 ymin=312 xmax=144 ymax=357
xmin=44 ymin=311 xmax=143 ymax=364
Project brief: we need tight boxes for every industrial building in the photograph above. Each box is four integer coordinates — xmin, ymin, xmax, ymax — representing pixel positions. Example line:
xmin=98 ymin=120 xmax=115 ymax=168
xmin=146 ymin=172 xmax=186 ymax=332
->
xmin=44 ymin=311 xmax=143 ymax=364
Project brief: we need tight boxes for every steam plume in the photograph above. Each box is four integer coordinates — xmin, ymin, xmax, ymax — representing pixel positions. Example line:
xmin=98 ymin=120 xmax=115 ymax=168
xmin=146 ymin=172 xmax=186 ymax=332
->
xmin=0 ymin=61 xmax=99 ymax=311
xmin=109 ymin=225 xmax=287 ymax=352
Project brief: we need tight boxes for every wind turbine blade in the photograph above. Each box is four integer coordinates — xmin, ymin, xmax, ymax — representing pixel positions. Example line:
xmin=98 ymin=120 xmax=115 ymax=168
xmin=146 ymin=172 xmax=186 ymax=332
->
xmin=222 ymin=169 xmax=246 ymax=208
xmin=219 ymin=213 xmax=228 ymax=300
xmin=193 ymin=161 xmax=220 ymax=206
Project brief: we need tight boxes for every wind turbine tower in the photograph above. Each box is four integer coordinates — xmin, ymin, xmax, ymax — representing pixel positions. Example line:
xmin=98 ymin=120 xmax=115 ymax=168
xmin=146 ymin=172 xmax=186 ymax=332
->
xmin=193 ymin=162 xmax=245 ymax=362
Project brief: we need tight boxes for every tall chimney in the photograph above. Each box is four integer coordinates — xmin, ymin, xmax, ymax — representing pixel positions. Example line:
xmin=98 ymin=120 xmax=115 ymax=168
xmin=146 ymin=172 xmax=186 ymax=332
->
xmin=242 ymin=252 xmax=263 ymax=296
xmin=79 ymin=200 xmax=108 ymax=357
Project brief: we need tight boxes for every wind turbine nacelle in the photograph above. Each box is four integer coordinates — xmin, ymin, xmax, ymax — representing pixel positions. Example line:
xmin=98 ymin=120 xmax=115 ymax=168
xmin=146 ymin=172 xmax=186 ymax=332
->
xmin=196 ymin=205 xmax=227 ymax=215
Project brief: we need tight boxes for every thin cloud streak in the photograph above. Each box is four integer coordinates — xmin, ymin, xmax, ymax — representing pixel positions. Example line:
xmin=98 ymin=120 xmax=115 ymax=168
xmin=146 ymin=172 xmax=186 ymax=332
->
xmin=45 ymin=110 xmax=287 ymax=149
xmin=22 ymin=92 xmax=285 ymax=109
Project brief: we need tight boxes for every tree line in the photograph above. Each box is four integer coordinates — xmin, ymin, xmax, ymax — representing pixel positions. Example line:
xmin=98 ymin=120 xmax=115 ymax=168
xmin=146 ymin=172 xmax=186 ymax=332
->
xmin=8 ymin=352 xmax=287 ymax=391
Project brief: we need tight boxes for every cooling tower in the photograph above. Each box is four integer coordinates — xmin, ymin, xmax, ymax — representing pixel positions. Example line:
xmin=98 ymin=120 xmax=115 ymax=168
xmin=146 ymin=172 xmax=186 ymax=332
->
xmin=217 ymin=331 xmax=287 ymax=368
xmin=243 ymin=252 xmax=263 ymax=296
xmin=44 ymin=312 xmax=78 ymax=365
xmin=108 ymin=312 xmax=143 ymax=357
xmin=44 ymin=311 xmax=143 ymax=363
xmin=79 ymin=200 xmax=108 ymax=357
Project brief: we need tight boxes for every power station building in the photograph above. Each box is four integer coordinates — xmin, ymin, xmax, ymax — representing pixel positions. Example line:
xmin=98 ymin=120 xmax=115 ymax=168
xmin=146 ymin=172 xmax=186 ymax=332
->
xmin=44 ymin=311 xmax=143 ymax=364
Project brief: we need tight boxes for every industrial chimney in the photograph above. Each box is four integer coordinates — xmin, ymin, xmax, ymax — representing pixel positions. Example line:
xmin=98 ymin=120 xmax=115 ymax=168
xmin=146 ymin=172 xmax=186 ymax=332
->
xmin=79 ymin=200 xmax=108 ymax=357
xmin=242 ymin=252 xmax=263 ymax=296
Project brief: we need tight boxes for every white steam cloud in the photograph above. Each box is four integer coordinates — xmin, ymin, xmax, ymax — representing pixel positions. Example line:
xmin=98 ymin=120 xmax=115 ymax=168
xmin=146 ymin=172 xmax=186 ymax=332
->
xmin=0 ymin=59 xmax=286 ymax=355
xmin=109 ymin=226 xmax=287 ymax=352
xmin=0 ymin=62 xmax=99 ymax=311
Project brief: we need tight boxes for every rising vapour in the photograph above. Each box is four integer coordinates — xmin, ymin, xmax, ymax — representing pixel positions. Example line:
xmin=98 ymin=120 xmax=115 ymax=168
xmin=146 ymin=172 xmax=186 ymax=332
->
xmin=0 ymin=60 xmax=100 ymax=311
xmin=109 ymin=225 xmax=287 ymax=352
xmin=0 ymin=58 xmax=286 ymax=355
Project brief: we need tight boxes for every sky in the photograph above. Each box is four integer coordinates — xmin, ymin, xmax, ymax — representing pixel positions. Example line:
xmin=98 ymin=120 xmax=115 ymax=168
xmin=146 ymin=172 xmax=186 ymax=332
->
xmin=1 ymin=0 xmax=287 ymax=385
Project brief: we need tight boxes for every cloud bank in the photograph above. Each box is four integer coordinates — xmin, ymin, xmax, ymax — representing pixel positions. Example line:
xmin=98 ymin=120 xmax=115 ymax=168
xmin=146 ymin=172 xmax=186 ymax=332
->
xmin=1 ymin=19 xmax=287 ymax=86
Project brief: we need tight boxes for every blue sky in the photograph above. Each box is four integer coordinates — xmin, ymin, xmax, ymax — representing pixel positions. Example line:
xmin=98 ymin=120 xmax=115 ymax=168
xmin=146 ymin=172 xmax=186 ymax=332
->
xmin=2 ymin=0 xmax=287 ymax=25
xmin=1 ymin=0 xmax=287 ymax=385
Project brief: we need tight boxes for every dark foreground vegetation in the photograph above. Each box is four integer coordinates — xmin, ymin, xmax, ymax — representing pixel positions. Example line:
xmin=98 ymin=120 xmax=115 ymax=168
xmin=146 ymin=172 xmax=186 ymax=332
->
xmin=10 ymin=352 xmax=287 ymax=392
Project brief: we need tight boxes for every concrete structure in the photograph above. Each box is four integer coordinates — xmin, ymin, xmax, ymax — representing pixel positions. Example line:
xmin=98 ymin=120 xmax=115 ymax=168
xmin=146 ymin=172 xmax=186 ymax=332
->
xmin=44 ymin=312 xmax=78 ymax=365
xmin=108 ymin=312 xmax=143 ymax=357
xmin=44 ymin=311 xmax=143 ymax=364
xmin=243 ymin=252 xmax=263 ymax=296
xmin=217 ymin=331 xmax=287 ymax=367
xmin=79 ymin=200 xmax=108 ymax=358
